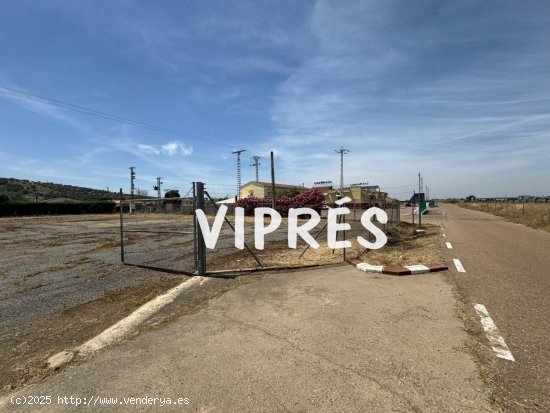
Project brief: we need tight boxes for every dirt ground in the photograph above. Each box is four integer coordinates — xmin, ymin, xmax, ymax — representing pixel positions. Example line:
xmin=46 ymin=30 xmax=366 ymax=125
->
xmin=207 ymin=218 xmax=444 ymax=270
xmin=0 ymin=215 xmax=190 ymax=394
xmin=0 ymin=211 xmax=444 ymax=395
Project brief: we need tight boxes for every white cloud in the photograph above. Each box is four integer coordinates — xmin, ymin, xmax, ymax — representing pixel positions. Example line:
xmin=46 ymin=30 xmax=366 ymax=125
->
xmin=137 ymin=144 xmax=160 ymax=155
xmin=161 ymin=142 xmax=193 ymax=156
xmin=137 ymin=141 xmax=193 ymax=156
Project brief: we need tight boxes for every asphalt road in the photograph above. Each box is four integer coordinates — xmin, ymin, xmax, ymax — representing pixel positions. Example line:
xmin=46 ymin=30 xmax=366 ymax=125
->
xmin=1 ymin=265 xmax=492 ymax=412
xmin=440 ymin=204 xmax=550 ymax=412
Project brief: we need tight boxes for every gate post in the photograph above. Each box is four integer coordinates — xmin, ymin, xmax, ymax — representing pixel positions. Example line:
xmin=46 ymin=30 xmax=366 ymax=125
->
xmin=196 ymin=182 xmax=206 ymax=275
xmin=192 ymin=182 xmax=198 ymax=271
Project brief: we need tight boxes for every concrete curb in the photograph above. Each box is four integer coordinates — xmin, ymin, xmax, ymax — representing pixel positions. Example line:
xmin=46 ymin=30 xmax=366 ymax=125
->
xmin=347 ymin=259 xmax=448 ymax=276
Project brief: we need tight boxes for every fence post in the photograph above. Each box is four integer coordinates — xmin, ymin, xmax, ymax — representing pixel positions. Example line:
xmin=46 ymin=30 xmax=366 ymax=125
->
xmin=119 ymin=188 xmax=124 ymax=263
xmin=418 ymin=195 xmax=422 ymax=229
xmin=196 ymin=182 xmax=206 ymax=275
xmin=192 ymin=182 xmax=198 ymax=271
xmin=342 ymin=207 xmax=346 ymax=262
xmin=384 ymin=199 xmax=387 ymax=231
xmin=397 ymin=201 xmax=401 ymax=224
xmin=412 ymin=193 xmax=415 ymax=226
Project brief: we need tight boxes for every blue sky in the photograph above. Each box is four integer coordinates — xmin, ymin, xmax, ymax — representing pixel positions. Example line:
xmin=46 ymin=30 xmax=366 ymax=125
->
xmin=1 ymin=0 xmax=549 ymax=199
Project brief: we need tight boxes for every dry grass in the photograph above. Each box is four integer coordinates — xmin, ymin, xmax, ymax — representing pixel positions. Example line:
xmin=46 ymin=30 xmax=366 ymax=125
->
xmin=460 ymin=202 xmax=550 ymax=232
xmin=355 ymin=223 xmax=445 ymax=266
xmin=207 ymin=221 xmax=445 ymax=271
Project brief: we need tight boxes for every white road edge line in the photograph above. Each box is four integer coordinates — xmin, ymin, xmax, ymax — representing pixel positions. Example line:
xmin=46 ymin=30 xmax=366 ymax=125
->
xmin=453 ymin=258 xmax=466 ymax=272
xmin=78 ymin=276 xmax=207 ymax=356
xmin=46 ymin=276 xmax=207 ymax=367
xmin=446 ymin=242 xmax=453 ymax=249
xmin=474 ymin=304 xmax=515 ymax=362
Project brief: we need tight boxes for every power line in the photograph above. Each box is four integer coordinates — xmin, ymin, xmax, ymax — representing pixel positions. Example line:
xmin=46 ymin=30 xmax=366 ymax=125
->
xmin=382 ymin=185 xmax=417 ymax=189
xmin=202 ymin=183 xmax=238 ymax=187
xmin=0 ymin=86 xmax=234 ymax=149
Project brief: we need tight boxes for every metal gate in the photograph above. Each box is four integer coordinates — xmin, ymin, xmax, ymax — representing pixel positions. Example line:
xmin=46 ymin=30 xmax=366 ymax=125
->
xmin=118 ymin=190 xmax=197 ymax=274
xmin=118 ymin=183 xmax=403 ymax=275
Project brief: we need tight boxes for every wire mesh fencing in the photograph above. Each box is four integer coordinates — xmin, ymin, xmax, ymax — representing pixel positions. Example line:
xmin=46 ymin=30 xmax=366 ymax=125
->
xmin=119 ymin=196 xmax=197 ymax=274
xmin=201 ymin=183 xmax=324 ymax=272
xmin=321 ymin=199 xmax=401 ymax=225
xmin=118 ymin=183 xmax=404 ymax=275
xmin=200 ymin=185 xmax=402 ymax=273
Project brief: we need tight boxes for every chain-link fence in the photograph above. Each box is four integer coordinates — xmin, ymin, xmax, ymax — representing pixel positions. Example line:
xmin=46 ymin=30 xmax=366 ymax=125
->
xmin=201 ymin=184 xmax=287 ymax=272
xmin=118 ymin=184 xmax=403 ymax=275
xmin=119 ymin=195 xmax=197 ymax=274
xmin=321 ymin=199 xmax=401 ymax=224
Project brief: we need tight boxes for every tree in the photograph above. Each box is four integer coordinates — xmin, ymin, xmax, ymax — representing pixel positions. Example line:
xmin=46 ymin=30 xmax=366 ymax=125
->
xmin=164 ymin=189 xmax=180 ymax=198
xmin=278 ymin=188 xmax=301 ymax=198
xmin=0 ymin=193 xmax=9 ymax=203
xmin=163 ymin=189 xmax=182 ymax=210
xmin=290 ymin=188 xmax=325 ymax=212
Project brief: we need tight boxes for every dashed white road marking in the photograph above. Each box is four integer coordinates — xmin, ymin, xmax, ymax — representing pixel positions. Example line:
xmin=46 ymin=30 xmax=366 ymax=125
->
xmin=453 ymin=258 xmax=466 ymax=272
xmin=474 ymin=304 xmax=515 ymax=362
xmin=446 ymin=242 xmax=453 ymax=249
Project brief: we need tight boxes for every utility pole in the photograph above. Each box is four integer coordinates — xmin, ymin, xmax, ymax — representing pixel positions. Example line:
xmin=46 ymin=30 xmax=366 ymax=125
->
xmin=154 ymin=177 xmax=163 ymax=198
xmin=233 ymin=149 xmax=246 ymax=199
xmin=153 ymin=177 xmax=163 ymax=212
xmin=418 ymin=172 xmax=422 ymax=228
xmin=270 ymin=151 xmax=276 ymax=209
xmin=334 ymin=147 xmax=350 ymax=190
xmin=251 ymin=155 xmax=261 ymax=182
xmin=129 ymin=166 xmax=136 ymax=213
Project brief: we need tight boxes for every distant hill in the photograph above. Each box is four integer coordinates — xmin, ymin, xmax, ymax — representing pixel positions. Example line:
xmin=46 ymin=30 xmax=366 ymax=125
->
xmin=0 ymin=177 xmax=123 ymax=202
